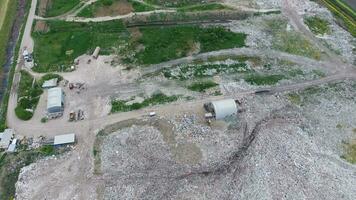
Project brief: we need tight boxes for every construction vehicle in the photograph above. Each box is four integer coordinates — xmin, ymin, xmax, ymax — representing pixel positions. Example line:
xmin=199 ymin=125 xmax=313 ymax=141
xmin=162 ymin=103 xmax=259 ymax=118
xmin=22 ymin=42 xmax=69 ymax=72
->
xmin=69 ymin=111 xmax=76 ymax=122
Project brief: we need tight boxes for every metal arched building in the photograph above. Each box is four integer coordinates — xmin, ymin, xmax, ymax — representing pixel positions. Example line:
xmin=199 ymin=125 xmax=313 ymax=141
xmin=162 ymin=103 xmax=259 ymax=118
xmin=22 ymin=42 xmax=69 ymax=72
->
xmin=47 ymin=87 xmax=64 ymax=117
xmin=206 ymin=99 xmax=238 ymax=120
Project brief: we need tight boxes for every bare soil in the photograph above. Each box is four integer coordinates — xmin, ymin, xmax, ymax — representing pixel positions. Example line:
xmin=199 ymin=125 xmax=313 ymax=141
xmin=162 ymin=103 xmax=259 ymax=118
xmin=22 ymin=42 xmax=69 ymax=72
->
xmin=95 ymin=0 xmax=133 ymax=17
xmin=33 ymin=20 xmax=48 ymax=32
xmin=37 ymin=0 xmax=51 ymax=17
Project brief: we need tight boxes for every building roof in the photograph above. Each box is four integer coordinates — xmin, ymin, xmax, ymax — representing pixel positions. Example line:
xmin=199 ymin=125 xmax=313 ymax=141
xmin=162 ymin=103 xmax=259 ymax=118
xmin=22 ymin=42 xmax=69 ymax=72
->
xmin=54 ymin=133 xmax=75 ymax=145
xmin=47 ymin=87 xmax=63 ymax=110
xmin=0 ymin=129 xmax=14 ymax=148
xmin=7 ymin=139 xmax=17 ymax=152
xmin=211 ymin=99 xmax=237 ymax=120
xmin=22 ymin=50 xmax=29 ymax=56
xmin=42 ymin=78 xmax=58 ymax=88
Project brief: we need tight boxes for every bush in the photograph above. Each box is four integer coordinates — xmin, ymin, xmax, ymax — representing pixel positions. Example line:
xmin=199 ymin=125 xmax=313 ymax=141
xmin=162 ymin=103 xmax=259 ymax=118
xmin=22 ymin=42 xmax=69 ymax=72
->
xmin=188 ymin=81 xmax=218 ymax=92
xmin=39 ymin=146 xmax=55 ymax=156
xmin=15 ymin=106 xmax=33 ymax=121
xmin=245 ymin=74 xmax=285 ymax=85
xmin=102 ymin=0 xmax=113 ymax=6
xmin=38 ymin=73 xmax=63 ymax=85
xmin=15 ymin=71 xmax=43 ymax=120
xmin=111 ymin=93 xmax=179 ymax=113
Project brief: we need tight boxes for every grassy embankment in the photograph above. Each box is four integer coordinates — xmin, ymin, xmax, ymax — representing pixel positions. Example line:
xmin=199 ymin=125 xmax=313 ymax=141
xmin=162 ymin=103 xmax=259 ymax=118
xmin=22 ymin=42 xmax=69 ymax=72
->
xmin=318 ymin=0 xmax=356 ymax=37
xmin=304 ymin=16 xmax=331 ymax=35
xmin=0 ymin=0 xmax=17 ymax=71
xmin=0 ymin=0 xmax=18 ymax=131
xmin=0 ymin=145 xmax=61 ymax=199
xmin=111 ymin=92 xmax=178 ymax=113
xmin=32 ymin=20 xmax=129 ymax=72
xmin=77 ymin=0 xmax=155 ymax=18
xmin=39 ymin=0 xmax=81 ymax=17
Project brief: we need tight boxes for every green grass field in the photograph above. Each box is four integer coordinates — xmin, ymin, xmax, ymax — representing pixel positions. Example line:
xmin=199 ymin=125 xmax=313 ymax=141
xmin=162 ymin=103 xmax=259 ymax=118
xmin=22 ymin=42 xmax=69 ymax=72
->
xmin=43 ymin=0 xmax=81 ymax=17
xmin=32 ymin=20 xmax=128 ymax=72
xmin=135 ymin=26 xmax=246 ymax=64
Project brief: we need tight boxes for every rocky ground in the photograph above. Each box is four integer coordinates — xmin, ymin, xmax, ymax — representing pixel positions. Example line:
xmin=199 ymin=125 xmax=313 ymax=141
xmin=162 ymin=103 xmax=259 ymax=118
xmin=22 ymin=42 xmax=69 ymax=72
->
xmin=84 ymin=81 xmax=356 ymax=200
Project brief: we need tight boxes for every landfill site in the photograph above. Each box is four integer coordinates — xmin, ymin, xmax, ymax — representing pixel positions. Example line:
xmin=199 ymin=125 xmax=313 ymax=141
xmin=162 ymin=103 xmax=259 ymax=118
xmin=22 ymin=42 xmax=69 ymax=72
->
xmin=0 ymin=0 xmax=355 ymax=199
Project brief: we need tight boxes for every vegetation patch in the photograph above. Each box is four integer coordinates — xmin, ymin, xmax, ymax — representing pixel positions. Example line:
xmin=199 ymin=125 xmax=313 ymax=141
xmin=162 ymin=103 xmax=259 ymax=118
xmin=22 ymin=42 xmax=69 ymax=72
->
xmin=134 ymin=26 xmax=246 ymax=64
xmin=111 ymin=93 xmax=179 ymax=113
xmin=274 ymin=31 xmax=321 ymax=60
xmin=41 ymin=0 xmax=81 ymax=17
xmin=162 ymin=62 xmax=249 ymax=80
xmin=304 ymin=16 xmax=331 ymax=35
xmin=341 ymin=139 xmax=356 ymax=164
xmin=287 ymin=93 xmax=302 ymax=105
xmin=187 ymin=80 xmax=218 ymax=92
xmin=265 ymin=18 xmax=321 ymax=60
xmin=245 ymin=74 xmax=285 ymax=85
xmin=15 ymin=71 xmax=43 ymax=120
xmin=32 ymin=20 xmax=128 ymax=72
xmin=38 ymin=73 xmax=63 ymax=85
xmin=177 ymin=3 xmax=231 ymax=12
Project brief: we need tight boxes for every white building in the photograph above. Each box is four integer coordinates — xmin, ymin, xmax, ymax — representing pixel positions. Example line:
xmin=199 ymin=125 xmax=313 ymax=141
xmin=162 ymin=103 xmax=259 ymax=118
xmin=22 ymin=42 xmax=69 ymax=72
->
xmin=205 ymin=99 xmax=238 ymax=120
xmin=47 ymin=87 xmax=64 ymax=117
xmin=0 ymin=129 xmax=14 ymax=149
xmin=54 ymin=133 xmax=76 ymax=146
